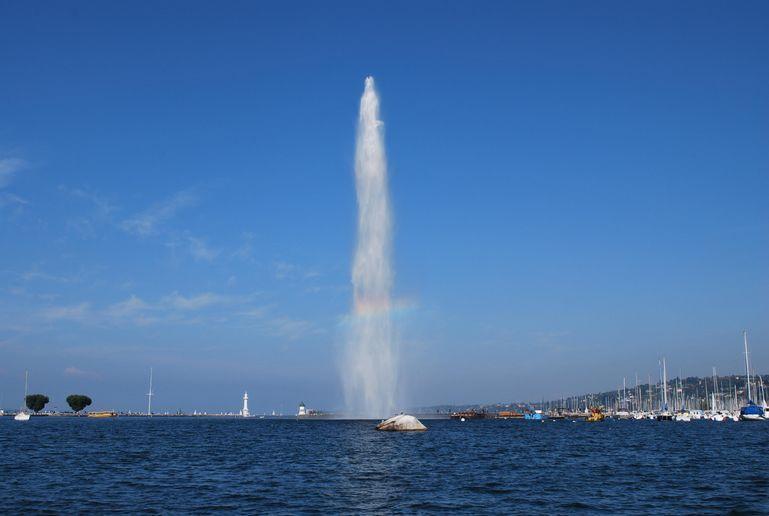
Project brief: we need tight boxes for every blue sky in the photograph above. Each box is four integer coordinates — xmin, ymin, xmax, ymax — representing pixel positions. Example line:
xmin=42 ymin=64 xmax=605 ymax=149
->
xmin=1 ymin=2 xmax=767 ymax=412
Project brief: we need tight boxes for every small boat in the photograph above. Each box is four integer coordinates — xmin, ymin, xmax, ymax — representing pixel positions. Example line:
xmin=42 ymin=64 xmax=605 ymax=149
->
xmin=14 ymin=370 xmax=30 ymax=422
xmin=450 ymin=409 xmax=490 ymax=420
xmin=524 ymin=409 xmax=547 ymax=420
xmin=87 ymin=411 xmax=117 ymax=418
xmin=496 ymin=410 xmax=524 ymax=419
xmin=739 ymin=403 xmax=764 ymax=421
xmin=586 ymin=407 xmax=605 ymax=422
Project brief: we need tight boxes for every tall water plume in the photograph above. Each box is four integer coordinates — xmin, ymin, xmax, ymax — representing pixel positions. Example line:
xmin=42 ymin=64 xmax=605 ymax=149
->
xmin=344 ymin=77 xmax=396 ymax=418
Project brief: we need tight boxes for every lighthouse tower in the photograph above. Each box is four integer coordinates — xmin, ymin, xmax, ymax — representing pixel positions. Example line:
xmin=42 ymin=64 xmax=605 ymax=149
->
xmin=241 ymin=391 xmax=250 ymax=417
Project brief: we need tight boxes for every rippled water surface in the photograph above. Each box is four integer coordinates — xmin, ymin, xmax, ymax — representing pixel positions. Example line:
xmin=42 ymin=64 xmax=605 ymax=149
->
xmin=2 ymin=417 xmax=768 ymax=513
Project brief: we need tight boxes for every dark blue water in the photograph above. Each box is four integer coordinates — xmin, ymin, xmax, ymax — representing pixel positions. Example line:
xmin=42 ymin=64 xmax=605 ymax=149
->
xmin=2 ymin=417 xmax=768 ymax=514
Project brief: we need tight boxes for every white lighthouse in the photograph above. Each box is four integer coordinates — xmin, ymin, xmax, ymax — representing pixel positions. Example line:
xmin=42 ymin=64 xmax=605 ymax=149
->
xmin=241 ymin=391 xmax=250 ymax=417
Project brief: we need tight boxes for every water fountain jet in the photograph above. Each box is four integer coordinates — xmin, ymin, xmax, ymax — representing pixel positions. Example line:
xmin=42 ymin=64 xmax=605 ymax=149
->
xmin=343 ymin=77 xmax=424 ymax=430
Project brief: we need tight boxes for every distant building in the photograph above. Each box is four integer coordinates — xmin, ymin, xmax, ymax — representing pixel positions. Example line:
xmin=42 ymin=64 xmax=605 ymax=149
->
xmin=241 ymin=391 xmax=250 ymax=417
xmin=298 ymin=402 xmax=306 ymax=416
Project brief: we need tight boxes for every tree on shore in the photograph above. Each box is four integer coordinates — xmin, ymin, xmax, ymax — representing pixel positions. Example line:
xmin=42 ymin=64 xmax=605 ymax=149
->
xmin=25 ymin=394 xmax=50 ymax=413
xmin=66 ymin=394 xmax=93 ymax=413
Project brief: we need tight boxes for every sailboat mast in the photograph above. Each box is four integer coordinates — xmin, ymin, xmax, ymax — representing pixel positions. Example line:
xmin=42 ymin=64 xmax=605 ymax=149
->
xmin=635 ymin=373 xmax=639 ymax=412
xmin=662 ymin=357 xmax=668 ymax=410
xmin=146 ymin=367 xmax=154 ymax=416
xmin=623 ymin=377 xmax=626 ymax=410
xmin=743 ymin=330 xmax=752 ymax=403
xmin=648 ymin=374 xmax=653 ymax=412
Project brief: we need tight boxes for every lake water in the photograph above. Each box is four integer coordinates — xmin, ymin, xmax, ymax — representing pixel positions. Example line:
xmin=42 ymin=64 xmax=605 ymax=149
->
xmin=2 ymin=417 xmax=768 ymax=513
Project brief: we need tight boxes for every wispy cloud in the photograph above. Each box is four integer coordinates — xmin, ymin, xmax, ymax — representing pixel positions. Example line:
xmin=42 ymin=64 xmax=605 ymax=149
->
xmin=63 ymin=366 xmax=101 ymax=379
xmin=274 ymin=260 xmax=321 ymax=281
xmin=274 ymin=261 xmax=296 ymax=279
xmin=21 ymin=270 xmax=78 ymax=283
xmin=40 ymin=303 xmax=91 ymax=322
xmin=121 ymin=190 xmax=197 ymax=236
xmin=60 ymin=186 xmax=118 ymax=238
xmin=238 ymin=306 xmax=319 ymax=341
xmin=161 ymin=291 xmax=229 ymax=311
xmin=185 ymin=235 xmax=220 ymax=262
xmin=0 ymin=158 xmax=29 ymax=210
xmin=62 ymin=186 xmax=116 ymax=216
xmin=264 ymin=316 xmax=316 ymax=340
xmin=27 ymin=289 xmax=317 ymax=341
xmin=0 ymin=192 xmax=29 ymax=209
xmin=231 ymin=232 xmax=257 ymax=262
xmin=105 ymin=295 xmax=148 ymax=318
xmin=0 ymin=157 xmax=26 ymax=188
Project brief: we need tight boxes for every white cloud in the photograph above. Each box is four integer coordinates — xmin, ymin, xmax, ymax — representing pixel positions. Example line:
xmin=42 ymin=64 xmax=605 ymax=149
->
xmin=121 ymin=190 xmax=197 ymax=236
xmin=0 ymin=158 xmax=26 ymax=188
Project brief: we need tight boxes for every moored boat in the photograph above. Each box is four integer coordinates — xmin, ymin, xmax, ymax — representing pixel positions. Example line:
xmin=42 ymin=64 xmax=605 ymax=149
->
xmin=524 ymin=409 xmax=547 ymax=420
xmin=14 ymin=370 xmax=31 ymax=422
xmin=87 ymin=411 xmax=117 ymax=418
xmin=739 ymin=331 xmax=765 ymax=421
xmin=450 ymin=409 xmax=490 ymax=420
xmin=586 ymin=407 xmax=605 ymax=422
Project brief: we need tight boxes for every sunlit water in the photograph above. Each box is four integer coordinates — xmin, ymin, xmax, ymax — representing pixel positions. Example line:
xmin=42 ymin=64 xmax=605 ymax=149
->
xmin=2 ymin=417 xmax=768 ymax=513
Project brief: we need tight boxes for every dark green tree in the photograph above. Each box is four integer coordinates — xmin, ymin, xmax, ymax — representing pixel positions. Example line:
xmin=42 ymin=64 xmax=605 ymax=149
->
xmin=25 ymin=394 xmax=50 ymax=413
xmin=66 ymin=394 xmax=93 ymax=413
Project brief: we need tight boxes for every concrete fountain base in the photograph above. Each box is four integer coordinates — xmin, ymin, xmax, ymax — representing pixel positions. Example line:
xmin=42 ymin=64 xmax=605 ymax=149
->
xmin=375 ymin=414 xmax=427 ymax=432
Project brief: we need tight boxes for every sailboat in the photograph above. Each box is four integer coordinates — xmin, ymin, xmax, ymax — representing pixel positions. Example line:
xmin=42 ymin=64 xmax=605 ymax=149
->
xmin=757 ymin=374 xmax=769 ymax=418
xmin=615 ymin=378 xmax=631 ymax=419
xmin=656 ymin=358 xmax=673 ymax=421
xmin=14 ymin=370 xmax=30 ymax=421
xmin=739 ymin=331 xmax=765 ymax=421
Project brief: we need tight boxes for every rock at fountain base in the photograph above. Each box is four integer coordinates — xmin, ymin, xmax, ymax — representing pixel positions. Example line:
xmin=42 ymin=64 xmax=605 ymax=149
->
xmin=375 ymin=414 xmax=427 ymax=432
